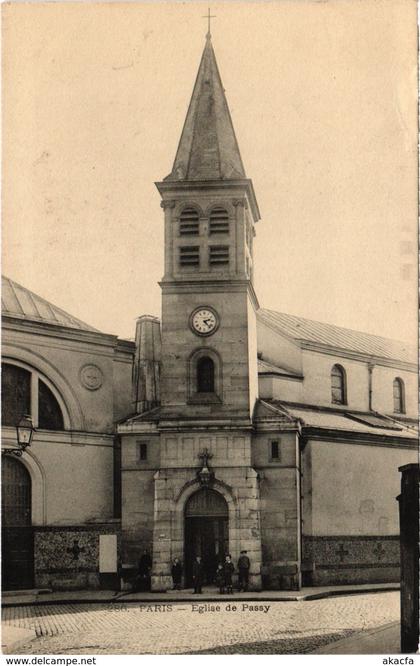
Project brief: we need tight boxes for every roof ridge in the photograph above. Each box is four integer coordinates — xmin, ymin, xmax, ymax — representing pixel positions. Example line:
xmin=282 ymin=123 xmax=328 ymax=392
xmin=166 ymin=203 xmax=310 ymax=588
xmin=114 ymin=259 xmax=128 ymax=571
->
xmin=258 ymin=307 xmax=414 ymax=349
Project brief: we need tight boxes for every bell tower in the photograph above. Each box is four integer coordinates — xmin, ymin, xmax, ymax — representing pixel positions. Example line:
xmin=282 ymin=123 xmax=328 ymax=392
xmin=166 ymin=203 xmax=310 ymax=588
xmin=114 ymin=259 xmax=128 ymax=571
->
xmin=156 ymin=32 xmax=260 ymax=423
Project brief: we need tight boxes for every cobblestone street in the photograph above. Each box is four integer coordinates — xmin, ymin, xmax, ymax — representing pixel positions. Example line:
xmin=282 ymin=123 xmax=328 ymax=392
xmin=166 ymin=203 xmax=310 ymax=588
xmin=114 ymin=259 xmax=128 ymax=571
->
xmin=2 ymin=591 xmax=399 ymax=655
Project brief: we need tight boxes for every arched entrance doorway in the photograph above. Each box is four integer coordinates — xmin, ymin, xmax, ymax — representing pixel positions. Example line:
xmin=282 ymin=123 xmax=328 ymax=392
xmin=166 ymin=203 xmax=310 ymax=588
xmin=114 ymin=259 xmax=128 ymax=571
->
xmin=184 ymin=488 xmax=228 ymax=586
xmin=1 ymin=456 xmax=34 ymax=590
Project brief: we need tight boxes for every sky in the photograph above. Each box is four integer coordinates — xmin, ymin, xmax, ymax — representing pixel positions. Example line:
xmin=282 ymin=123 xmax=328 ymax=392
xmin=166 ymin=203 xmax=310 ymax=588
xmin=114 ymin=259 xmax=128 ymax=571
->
xmin=3 ymin=0 xmax=418 ymax=344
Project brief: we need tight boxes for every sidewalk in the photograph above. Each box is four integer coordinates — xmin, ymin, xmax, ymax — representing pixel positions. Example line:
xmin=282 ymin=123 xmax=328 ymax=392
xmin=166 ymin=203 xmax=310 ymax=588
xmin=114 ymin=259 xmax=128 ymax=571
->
xmin=2 ymin=582 xmax=399 ymax=607
xmin=1 ymin=625 xmax=37 ymax=654
xmin=311 ymin=621 xmax=401 ymax=654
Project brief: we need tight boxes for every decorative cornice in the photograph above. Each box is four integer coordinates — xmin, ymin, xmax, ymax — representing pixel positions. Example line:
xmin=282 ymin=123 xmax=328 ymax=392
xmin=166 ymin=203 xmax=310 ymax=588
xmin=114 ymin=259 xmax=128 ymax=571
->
xmin=1 ymin=426 xmax=115 ymax=448
xmin=160 ymin=200 xmax=176 ymax=210
xmin=301 ymin=341 xmax=416 ymax=372
xmin=2 ymin=315 xmax=125 ymax=350
xmin=232 ymin=198 xmax=248 ymax=209
xmin=155 ymin=178 xmax=260 ymax=222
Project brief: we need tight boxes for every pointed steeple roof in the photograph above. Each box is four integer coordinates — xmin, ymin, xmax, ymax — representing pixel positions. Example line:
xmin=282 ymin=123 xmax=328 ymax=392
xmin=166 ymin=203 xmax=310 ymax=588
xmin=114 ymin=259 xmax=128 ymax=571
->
xmin=165 ymin=35 xmax=246 ymax=182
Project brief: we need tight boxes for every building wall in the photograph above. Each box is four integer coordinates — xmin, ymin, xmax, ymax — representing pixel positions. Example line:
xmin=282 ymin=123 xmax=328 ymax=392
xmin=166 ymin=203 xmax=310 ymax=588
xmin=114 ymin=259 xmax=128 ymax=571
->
xmin=2 ymin=321 xmax=134 ymax=591
xmin=258 ymin=375 xmax=304 ymax=402
xmin=371 ymin=364 xmax=418 ymax=416
xmin=247 ymin=296 xmax=259 ymax=416
xmin=302 ymin=350 xmax=369 ymax=411
xmin=120 ymin=433 xmax=158 ymax=562
xmin=253 ymin=431 xmax=301 ymax=589
xmin=301 ymin=349 xmax=417 ymax=414
xmin=256 ymin=319 xmax=302 ymax=374
xmin=301 ymin=438 xmax=417 ymax=584
xmin=3 ymin=323 xmax=134 ymax=432
xmin=160 ymin=288 xmax=255 ymax=418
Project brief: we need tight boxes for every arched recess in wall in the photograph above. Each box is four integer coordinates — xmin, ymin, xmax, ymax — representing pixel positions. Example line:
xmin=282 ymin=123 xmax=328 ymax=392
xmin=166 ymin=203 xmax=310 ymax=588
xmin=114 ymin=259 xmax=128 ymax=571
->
xmin=187 ymin=347 xmax=222 ymax=403
xmin=1 ymin=448 xmax=47 ymax=526
xmin=2 ymin=343 xmax=84 ymax=430
xmin=393 ymin=377 xmax=405 ymax=414
xmin=331 ymin=364 xmax=347 ymax=405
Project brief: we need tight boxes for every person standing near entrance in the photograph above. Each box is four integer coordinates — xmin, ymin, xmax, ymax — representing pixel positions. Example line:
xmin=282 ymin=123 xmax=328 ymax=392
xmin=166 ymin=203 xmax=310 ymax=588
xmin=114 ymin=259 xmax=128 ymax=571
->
xmin=215 ymin=563 xmax=225 ymax=594
xmin=135 ymin=549 xmax=152 ymax=592
xmin=171 ymin=557 xmax=182 ymax=590
xmin=223 ymin=554 xmax=235 ymax=594
xmin=238 ymin=550 xmax=251 ymax=591
xmin=192 ymin=555 xmax=203 ymax=594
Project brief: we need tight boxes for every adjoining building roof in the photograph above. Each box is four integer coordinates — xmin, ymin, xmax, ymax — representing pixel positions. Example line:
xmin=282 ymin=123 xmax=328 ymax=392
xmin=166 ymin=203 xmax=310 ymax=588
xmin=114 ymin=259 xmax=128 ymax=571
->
xmin=257 ymin=358 xmax=303 ymax=379
xmin=265 ymin=399 xmax=418 ymax=440
xmin=164 ymin=34 xmax=246 ymax=182
xmin=258 ymin=308 xmax=417 ymax=365
xmin=2 ymin=275 xmax=99 ymax=333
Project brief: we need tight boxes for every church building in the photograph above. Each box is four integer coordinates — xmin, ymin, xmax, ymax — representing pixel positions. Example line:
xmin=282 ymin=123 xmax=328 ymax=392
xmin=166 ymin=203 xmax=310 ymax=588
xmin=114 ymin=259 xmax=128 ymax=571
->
xmin=116 ymin=32 xmax=418 ymax=591
xmin=2 ymin=31 xmax=417 ymax=592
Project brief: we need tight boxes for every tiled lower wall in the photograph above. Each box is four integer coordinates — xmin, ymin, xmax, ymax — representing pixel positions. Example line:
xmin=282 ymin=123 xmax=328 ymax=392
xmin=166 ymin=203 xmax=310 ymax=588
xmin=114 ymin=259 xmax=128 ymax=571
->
xmin=302 ymin=535 xmax=400 ymax=586
xmin=34 ymin=523 xmax=121 ymax=590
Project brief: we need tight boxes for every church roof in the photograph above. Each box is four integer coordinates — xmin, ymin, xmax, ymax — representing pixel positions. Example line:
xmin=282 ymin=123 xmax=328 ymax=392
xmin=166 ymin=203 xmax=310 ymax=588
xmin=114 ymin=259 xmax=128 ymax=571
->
xmin=267 ymin=400 xmax=418 ymax=440
xmin=258 ymin=308 xmax=416 ymax=365
xmin=164 ymin=34 xmax=246 ymax=182
xmin=2 ymin=275 xmax=99 ymax=332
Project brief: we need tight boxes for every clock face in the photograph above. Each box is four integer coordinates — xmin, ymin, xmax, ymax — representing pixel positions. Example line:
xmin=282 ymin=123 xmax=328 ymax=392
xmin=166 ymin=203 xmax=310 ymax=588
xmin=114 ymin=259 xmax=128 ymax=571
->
xmin=191 ymin=307 xmax=219 ymax=336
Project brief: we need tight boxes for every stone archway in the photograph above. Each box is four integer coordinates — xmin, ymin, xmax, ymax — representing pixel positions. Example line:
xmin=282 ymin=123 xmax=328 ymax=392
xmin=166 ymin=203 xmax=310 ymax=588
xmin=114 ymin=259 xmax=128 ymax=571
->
xmin=184 ymin=487 xmax=228 ymax=585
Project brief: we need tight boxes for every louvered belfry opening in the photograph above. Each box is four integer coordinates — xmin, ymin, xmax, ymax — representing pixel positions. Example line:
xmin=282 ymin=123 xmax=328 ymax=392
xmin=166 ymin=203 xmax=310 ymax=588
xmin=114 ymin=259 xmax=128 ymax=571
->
xmin=179 ymin=207 xmax=199 ymax=236
xmin=209 ymin=246 xmax=229 ymax=266
xmin=209 ymin=208 xmax=229 ymax=234
xmin=180 ymin=246 xmax=200 ymax=266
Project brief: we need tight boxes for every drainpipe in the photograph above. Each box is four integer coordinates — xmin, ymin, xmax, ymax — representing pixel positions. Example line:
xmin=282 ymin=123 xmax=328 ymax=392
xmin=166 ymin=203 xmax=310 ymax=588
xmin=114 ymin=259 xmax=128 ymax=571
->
xmin=368 ymin=363 xmax=375 ymax=411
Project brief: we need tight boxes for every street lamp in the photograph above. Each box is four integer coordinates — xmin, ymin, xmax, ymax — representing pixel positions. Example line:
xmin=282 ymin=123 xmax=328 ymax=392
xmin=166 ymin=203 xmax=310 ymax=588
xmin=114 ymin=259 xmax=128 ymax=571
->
xmin=2 ymin=414 xmax=35 ymax=457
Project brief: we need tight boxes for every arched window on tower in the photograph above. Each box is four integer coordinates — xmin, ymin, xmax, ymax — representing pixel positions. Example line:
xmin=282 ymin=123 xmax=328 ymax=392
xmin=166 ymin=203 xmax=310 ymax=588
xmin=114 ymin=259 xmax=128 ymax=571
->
xmin=393 ymin=377 xmax=405 ymax=414
xmin=331 ymin=364 xmax=347 ymax=405
xmin=197 ymin=357 xmax=215 ymax=393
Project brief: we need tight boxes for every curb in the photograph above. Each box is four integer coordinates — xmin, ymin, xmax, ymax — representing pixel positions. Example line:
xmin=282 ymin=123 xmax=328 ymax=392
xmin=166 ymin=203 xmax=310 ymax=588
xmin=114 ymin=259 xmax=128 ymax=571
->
xmin=310 ymin=621 xmax=401 ymax=655
xmin=1 ymin=585 xmax=399 ymax=608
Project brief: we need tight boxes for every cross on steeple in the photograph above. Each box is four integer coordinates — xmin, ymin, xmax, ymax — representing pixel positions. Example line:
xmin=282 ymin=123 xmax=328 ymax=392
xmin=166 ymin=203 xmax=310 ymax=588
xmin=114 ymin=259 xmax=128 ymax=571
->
xmin=202 ymin=8 xmax=216 ymax=37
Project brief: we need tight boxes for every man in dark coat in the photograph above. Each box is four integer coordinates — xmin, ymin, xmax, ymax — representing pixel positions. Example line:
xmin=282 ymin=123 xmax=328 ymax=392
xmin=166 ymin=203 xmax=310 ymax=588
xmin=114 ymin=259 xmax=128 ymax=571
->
xmin=238 ymin=550 xmax=251 ymax=591
xmin=136 ymin=549 xmax=152 ymax=592
xmin=192 ymin=555 xmax=203 ymax=594
xmin=223 ymin=554 xmax=235 ymax=594
xmin=171 ymin=557 xmax=183 ymax=590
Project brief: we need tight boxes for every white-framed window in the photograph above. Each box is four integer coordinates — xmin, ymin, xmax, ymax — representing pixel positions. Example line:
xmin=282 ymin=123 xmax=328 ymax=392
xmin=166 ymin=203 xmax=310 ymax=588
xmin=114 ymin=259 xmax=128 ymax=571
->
xmin=1 ymin=361 xmax=66 ymax=430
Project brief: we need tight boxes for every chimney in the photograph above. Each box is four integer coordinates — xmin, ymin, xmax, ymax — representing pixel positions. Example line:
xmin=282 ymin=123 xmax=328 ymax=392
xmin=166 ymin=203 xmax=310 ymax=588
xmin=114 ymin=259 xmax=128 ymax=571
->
xmin=132 ymin=315 xmax=161 ymax=414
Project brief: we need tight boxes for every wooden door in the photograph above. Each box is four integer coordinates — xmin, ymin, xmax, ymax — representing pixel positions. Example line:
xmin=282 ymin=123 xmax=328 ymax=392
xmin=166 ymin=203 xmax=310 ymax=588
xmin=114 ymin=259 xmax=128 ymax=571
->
xmin=1 ymin=457 xmax=34 ymax=590
xmin=184 ymin=488 xmax=229 ymax=586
